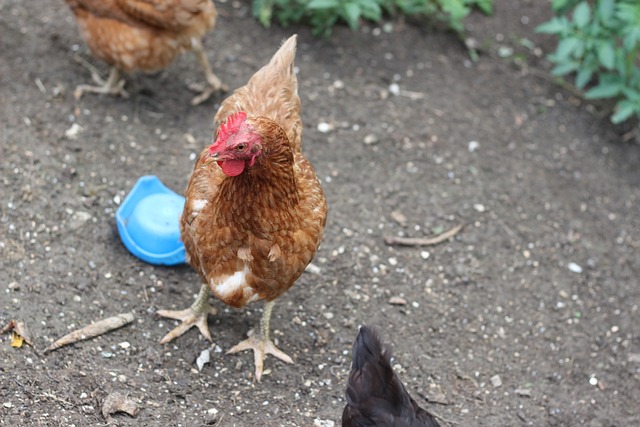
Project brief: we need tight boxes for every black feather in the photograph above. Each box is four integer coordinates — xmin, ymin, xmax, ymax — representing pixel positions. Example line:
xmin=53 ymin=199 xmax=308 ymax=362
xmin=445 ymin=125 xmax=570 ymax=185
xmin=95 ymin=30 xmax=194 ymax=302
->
xmin=342 ymin=326 xmax=440 ymax=427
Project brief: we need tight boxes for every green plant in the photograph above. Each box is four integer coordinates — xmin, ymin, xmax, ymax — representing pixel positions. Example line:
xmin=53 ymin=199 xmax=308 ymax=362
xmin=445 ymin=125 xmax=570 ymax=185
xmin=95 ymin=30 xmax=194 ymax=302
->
xmin=252 ymin=0 xmax=493 ymax=37
xmin=536 ymin=0 xmax=640 ymax=124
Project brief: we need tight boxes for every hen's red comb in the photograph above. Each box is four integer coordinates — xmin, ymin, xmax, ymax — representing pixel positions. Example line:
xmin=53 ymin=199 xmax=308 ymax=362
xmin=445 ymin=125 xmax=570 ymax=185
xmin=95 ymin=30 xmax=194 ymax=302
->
xmin=210 ymin=111 xmax=247 ymax=153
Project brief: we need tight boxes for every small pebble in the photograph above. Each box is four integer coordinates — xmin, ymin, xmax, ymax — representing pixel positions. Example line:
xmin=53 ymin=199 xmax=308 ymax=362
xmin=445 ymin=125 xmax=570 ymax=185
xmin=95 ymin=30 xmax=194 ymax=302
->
xmin=323 ymin=312 xmax=334 ymax=320
xmin=317 ymin=122 xmax=333 ymax=133
xmin=490 ymin=374 xmax=502 ymax=387
xmin=589 ymin=376 xmax=598 ymax=386
xmin=389 ymin=83 xmax=400 ymax=96
xmin=468 ymin=141 xmax=479 ymax=152
xmin=196 ymin=348 xmax=210 ymax=372
xmin=363 ymin=134 xmax=378 ymax=145
xmin=389 ymin=296 xmax=407 ymax=306
xmin=420 ymin=251 xmax=430 ymax=260
xmin=473 ymin=204 xmax=486 ymax=213
xmin=567 ymin=262 xmax=582 ymax=273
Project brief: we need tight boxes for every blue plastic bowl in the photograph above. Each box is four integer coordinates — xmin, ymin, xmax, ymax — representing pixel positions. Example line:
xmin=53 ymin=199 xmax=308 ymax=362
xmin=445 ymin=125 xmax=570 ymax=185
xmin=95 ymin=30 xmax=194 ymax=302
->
xmin=116 ymin=176 xmax=187 ymax=265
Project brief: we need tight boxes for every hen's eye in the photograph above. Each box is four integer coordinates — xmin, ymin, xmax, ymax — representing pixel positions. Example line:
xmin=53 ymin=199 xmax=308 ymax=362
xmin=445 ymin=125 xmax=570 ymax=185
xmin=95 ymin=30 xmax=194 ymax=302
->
xmin=236 ymin=144 xmax=246 ymax=151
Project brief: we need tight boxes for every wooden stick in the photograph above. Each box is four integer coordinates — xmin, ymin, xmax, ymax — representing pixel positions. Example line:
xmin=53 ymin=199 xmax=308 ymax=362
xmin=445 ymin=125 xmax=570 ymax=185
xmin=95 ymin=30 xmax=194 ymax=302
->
xmin=384 ymin=224 xmax=464 ymax=247
xmin=44 ymin=312 xmax=134 ymax=354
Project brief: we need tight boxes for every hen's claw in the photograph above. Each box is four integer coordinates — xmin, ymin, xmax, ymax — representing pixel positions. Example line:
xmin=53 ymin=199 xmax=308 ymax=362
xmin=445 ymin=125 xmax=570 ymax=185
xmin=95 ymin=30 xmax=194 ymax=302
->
xmin=157 ymin=284 xmax=216 ymax=344
xmin=74 ymin=66 xmax=129 ymax=99
xmin=190 ymin=39 xmax=227 ymax=105
xmin=226 ymin=301 xmax=292 ymax=381
xmin=227 ymin=332 xmax=293 ymax=382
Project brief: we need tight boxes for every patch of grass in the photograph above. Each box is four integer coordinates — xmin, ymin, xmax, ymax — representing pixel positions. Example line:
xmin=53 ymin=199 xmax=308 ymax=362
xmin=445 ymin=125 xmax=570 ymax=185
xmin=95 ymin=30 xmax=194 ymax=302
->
xmin=537 ymin=0 xmax=640 ymax=124
xmin=252 ymin=0 xmax=494 ymax=37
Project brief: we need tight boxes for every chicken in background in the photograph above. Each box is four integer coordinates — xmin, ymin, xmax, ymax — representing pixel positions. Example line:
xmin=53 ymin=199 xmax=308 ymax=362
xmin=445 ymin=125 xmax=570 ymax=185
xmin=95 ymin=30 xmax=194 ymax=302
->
xmin=157 ymin=35 xmax=327 ymax=381
xmin=343 ymin=326 xmax=441 ymax=427
xmin=65 ymin=0 xmax=226 ymax=105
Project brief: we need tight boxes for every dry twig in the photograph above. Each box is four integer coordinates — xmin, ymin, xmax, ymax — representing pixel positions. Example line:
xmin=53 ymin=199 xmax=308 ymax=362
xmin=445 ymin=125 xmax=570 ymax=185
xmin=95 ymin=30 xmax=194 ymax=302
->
xmin=44 ymin=312 xmax=134 ymax=353
xmin=384 ymin=224 xmax=464 ymax=247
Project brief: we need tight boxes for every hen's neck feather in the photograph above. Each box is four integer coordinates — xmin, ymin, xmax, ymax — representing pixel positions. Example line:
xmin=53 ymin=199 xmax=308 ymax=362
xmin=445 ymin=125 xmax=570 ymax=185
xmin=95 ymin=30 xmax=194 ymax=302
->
xmin=216 ymin=118 xmax=299 ymax=216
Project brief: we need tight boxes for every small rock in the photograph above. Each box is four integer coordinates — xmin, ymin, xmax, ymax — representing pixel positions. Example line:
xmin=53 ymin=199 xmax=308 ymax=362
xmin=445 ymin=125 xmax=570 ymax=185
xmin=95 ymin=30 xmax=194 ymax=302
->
xmin=363 ymin=134 xmax=379 ymax=145
xmin=196 ymin=348 xmax=210 ymax=372
xmin=64 ymin=123 xmax=83 ymax=139
xmin=473 ymin=204 xmax=486 ymax=213
xmin=390 ymin=210 xmax=407 ymax=226
xmin=388 ymin=257 xmax=398 ymax=266
xmin=468 ymin=141 xmax=480 ymax=152
xmin=323 ymin=312 xmax=334 ymax=320
xmin=420 ymin=251 xmax=430 ymax=260
xmin=317 ymin=122 xmax=333 ymax=133
xmin=567 ymin=262 xmax=583 ymax=273
xmin=490 ymin=374 xmax=502 ymax=387
xmin=118 ymin=341 xmax=130 ymax=349
xmin=514 ymin=387 xmax=532 ymax=397
xmin=589 ymin=376 xmax=598 ymax=386
xmin=8 ymin=282 xmax=19 ymax=291
xmin=628 ymin=353 xmax=640 ymax=363
xmin=388 ymin=296 xmax=407 ymax=306
xmin=389 ymin=83 xmax=400 ymax=96
xmin=313 ymin=419 xmax=335 ymax=427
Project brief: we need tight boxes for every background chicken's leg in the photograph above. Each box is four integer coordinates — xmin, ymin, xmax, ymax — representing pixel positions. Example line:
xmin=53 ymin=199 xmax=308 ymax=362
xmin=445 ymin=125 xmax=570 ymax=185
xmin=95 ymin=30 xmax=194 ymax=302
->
xmin=157 ymin=284 xmax=217 ymax=344
xmin=227 ymin=300 xmax=293 ymax=381
xmin=189 ymin=40 xmax=227 ymax=105
xmin=74 ymin=66 xmax=128 ymax=99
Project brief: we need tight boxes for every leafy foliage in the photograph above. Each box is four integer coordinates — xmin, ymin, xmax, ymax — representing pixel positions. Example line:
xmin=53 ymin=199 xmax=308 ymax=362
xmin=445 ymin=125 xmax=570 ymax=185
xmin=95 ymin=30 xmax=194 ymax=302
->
xmin=252 ymin=0 xmax=494 ymax=37
xmin=536 ymin=0 xmax=640 ymax=124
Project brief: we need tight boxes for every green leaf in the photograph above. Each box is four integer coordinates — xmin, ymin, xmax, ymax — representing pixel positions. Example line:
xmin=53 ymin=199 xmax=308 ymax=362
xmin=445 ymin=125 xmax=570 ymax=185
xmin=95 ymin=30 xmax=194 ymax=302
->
xmin=611 ymin=100 xmax=636 ymax=124
xmin=572 ymin=2 xmax=590 ymax=28
xmin=597 ymin=0 xmax=614 ymax=25
xmin=584 ymin=82 xmax=621 ymax=99
xmin=551 ymin=61 xmax=580 ymax=76
xmin=307 ymin=0 xmax=339 ymax=10
xmin=342 ymin=3 xmax=361 ymax=29
xmin=535 ymin=17 xmax=567 ymax=34
xmin=556 ymin=37 xmax=581 ymax=60
xmin=597 ymin=42 xmax=615 ymax=69
xmin=575 ymin=67 xmax=593 ymax=89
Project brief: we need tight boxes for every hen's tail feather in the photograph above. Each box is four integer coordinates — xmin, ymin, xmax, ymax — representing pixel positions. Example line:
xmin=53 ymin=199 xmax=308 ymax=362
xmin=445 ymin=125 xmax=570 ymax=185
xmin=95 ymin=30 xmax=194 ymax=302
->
xmin=342 ymin=326 xmax=441 ymax=427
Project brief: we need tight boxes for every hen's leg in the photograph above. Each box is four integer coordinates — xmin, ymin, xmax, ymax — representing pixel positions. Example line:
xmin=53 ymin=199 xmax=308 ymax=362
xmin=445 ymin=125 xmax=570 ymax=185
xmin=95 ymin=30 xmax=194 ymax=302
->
xmin=74 ymin=67 xmax=129 ymax=99
xmin=157 ymin=284 xmax=217 ymax=344
xmin=189 ymin=39 xmax=228 ymax=106
xmin=227 ymin=300 xmax=293 ymax=382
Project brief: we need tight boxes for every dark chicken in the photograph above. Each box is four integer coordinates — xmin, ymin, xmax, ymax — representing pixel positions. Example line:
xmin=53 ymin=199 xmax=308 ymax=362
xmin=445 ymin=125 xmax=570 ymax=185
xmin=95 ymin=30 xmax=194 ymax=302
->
xmin=343 ymin=326 xmax=441 ymax=427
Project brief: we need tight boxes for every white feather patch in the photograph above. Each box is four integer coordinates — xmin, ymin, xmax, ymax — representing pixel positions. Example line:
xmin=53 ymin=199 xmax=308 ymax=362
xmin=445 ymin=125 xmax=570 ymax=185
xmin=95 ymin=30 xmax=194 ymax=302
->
xmin=212 ymin=265 xmax=250 ymax=299
xmin=190 ymin=199 xmax=208 ymax=219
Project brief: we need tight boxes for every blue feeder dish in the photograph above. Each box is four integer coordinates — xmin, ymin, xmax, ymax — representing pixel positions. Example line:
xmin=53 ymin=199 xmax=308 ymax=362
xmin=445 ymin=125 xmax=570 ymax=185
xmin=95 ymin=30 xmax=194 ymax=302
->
xmin=116 ymin=175 xmax=187 ymax=266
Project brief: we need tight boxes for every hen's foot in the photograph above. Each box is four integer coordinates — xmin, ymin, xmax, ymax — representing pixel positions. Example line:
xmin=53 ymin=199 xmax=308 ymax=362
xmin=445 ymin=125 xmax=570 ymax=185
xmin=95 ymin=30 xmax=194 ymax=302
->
xmin=226 ymin=301 xmax=292 ymax=382
xmin=190 ymin=41 xmax=228 ymax=105
xmin=74 ymin=67 xmax=128 ymax=99
xmin=157 ymin=284 xmax=216 ymax=344
xmin=227 ymin=330 xmax=293 ymax=382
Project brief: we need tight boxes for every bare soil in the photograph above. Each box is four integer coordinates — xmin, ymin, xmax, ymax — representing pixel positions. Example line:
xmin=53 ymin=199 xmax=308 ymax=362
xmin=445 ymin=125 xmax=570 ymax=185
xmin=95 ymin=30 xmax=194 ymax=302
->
xmin=1 ymin=0 xmax=639 ymax=426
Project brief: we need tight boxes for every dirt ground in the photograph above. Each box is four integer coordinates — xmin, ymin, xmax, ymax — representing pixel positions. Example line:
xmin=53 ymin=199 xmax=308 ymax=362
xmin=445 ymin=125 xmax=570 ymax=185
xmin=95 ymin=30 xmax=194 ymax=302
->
xmin=1 ymin=0 xmax=640 ymax=426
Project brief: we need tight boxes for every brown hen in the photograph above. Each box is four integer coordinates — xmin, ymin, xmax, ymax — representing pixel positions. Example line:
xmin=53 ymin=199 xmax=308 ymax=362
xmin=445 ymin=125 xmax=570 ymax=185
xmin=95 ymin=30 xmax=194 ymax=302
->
xmin=65 ymin=0 xmax=225 ymax=104
xmin=157 ymin=35 xmax=327 ymax=381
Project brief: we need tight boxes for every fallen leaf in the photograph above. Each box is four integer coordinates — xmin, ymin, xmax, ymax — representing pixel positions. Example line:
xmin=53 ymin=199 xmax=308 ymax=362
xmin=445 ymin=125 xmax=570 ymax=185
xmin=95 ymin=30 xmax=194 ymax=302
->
xmin=102 ymin=392 xmax=139 ymax=420
xmin=11 ymin=332 xmax=24 ymax=348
